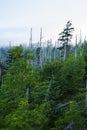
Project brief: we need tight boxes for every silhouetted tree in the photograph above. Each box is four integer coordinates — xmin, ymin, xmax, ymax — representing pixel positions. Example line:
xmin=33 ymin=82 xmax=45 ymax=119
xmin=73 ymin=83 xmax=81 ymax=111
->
xmin=58 ymin=21 xmax=74 ymax=59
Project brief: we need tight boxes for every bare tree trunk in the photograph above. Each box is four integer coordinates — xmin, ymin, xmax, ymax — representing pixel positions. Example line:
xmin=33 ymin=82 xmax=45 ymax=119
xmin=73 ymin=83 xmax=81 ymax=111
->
xmin=39 ymin=28 xmax=42 ymax=68
xmin=63 ymin=43 xmax=66 ymax=60
xmin=75 ymin=35 xmax=77 ymax=58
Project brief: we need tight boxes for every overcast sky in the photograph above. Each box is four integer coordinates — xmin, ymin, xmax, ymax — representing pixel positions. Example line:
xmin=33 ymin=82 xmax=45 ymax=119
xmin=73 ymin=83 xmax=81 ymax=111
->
xmin=0 ymin=0 xmax=87 ymax=46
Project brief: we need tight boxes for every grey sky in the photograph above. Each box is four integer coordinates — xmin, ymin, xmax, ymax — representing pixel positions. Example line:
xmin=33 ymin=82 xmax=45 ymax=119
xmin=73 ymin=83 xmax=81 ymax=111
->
xmin=0 ymin=0 xmax=87 ymax=46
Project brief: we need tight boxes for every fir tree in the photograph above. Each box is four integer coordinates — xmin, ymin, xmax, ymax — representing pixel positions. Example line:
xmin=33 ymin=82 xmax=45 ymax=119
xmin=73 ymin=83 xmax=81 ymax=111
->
xmin=58 ymin=21 xmax=74 ymax=59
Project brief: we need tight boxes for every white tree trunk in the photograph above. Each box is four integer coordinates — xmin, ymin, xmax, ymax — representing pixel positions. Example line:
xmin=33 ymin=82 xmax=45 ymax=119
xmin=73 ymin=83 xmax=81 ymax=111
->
xmin=26 ymin=87 xmax=29 ymax=98
xmin=64 ymin=43 xmax=66 ymax=60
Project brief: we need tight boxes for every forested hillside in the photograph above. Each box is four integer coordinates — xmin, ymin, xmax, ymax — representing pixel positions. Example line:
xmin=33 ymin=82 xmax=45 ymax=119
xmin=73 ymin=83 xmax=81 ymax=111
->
xmin=0 ymin=21 xmax=87 ymax=130
xmin=0 ymin=39 xmax=87 ymax=130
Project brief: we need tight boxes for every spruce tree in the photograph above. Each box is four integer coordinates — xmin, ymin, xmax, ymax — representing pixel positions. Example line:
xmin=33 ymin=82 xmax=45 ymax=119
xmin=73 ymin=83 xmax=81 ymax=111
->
xmin=58 ymin=21 xmax=74 ymax=59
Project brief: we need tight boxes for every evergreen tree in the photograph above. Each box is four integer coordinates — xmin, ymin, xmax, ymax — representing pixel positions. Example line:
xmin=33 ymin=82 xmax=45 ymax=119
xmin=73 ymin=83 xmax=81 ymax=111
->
xmin=58 ymin=21 xmax=74 ymax=59
xmin=0 ymin=47 xmax=36 ymax=129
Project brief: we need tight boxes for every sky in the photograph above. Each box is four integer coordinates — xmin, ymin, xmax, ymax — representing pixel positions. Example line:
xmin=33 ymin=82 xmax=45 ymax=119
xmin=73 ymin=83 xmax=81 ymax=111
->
xmin=0 ymin=0 xmax=87 ymax=46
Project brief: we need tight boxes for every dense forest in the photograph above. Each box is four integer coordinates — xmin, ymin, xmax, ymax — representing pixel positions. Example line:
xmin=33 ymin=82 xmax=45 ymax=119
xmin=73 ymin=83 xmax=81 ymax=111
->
xmin=0 ymin=21 xmax=87 ymax=130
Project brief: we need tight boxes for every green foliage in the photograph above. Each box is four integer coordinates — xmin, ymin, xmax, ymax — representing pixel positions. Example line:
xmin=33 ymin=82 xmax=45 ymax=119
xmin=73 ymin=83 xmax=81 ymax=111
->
xmin=82 ymin=41 xmax=87 ymax=79
xmin=58 ymin=20 xmax=74 ymax=45
xmin=0 ymin=47 xmax=37 ymax=129
xmin=31 ymin=81 xmax=48 ymax=104
xmin=51 ymin=101 xmax=86 ymax=130
xmin=24 ymin=49 xmax=34 ymax=61
xmin=5 ymin=46 xmax=23 ymax=69
xmin=0 ymin=45 xmax=87 ymax=130
xmin=59 ymin=55 xmax=85 ymax=100
xmin=5 ymin=99 xmax=48 ymax=130
xmin=42 ymin=60 xmax=62 ymax=81
xmin=58 ymin=21 xmax=74 ymax=58
xmin=64 ymin=101 xmax=85 ymax=127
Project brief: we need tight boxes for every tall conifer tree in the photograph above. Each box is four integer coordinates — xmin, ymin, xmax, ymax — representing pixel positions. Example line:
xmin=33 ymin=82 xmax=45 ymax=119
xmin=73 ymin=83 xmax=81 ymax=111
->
xmin=58 ymin=21 xmax=74 ymax=59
